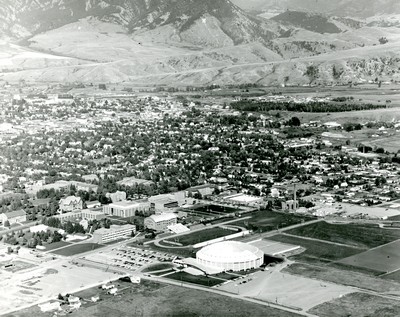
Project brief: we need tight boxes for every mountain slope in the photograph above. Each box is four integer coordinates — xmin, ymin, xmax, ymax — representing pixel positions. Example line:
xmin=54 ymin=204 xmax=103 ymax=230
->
xmin=231 ymin=0 xmax=400 ymax=18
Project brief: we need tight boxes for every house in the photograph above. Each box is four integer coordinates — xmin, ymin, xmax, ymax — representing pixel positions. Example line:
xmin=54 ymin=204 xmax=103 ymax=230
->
xmin=0 ymin=210 xmax=27 ymax=225
xmin=59 ymin=196 xmax=83 ymax=212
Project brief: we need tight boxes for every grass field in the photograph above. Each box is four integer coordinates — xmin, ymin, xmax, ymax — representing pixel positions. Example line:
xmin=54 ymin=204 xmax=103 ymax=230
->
xmin=2 ymin=261 xmax=36 ymax=273
xmin=230 ymin=210 xmax=315 ymax=232
xmin=309 ymin=292 xmax=400 ymax=317
xmin=283 ymin=263 xmax=400 ymax=293
xmin=145 ymin=242 xmax=197 ymax=258
xmin=165 ymin=271 xmax=223 ymax=287
xmin=268 ymin=234 xmax=364 ymax=264
xmin=382 ymin=269 xmax=400 ymax=282
xmin=142 ymin=263 xmax=174 ymax=273
xmin=286 ymin=221 xmax=400 ymax=248
xmin=51 ymin=243 xmax=104 ymax=256
xmin=338 ymin=239 xmax=400 ymax=274
xmin=42 ymin=241 xmax=71 ymax=251
xmin=6 ymin=279 xmax=303 ymax=317
xmin=163 ymin=227 xmax=235 ymax=246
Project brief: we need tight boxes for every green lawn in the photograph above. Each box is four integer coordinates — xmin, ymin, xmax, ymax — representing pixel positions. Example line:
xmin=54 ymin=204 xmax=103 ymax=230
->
xmin=286 ymin=221 xmax=400 ymax=248
xmin=165 ymin=271 xmax=224 ymax=287
xmin=51 ymin=243 xmax=104 ymax=256
xmin=142 ymin=263 xmax=174 ymax=273
xmin=309 ymin=292 xmax=400 ymax=317
xmin=229 ymin=210 xmax=315 ymax=232
xmin=42 ymin=241 xmax=71 ymax=251
xmin=164 ymin=227 xmax=234 ymax=246
xmin=268 ymin=234 xmax=365 ymax=264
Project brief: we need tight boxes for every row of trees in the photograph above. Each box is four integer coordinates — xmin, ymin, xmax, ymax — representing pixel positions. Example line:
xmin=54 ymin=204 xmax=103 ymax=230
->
xmin=231 ymin=100 xmax=386 ymax=113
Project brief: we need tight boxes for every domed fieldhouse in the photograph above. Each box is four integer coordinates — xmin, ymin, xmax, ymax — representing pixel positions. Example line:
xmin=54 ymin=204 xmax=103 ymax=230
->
xmin=196 ymin=241 xmax=264 ymax=273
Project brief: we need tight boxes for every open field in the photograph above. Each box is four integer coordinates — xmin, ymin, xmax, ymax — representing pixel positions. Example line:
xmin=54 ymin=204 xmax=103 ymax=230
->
xmin=0 ymin=260 xmax=118 ymax=315
xmin=309 ymin=292 xmax=400 ymax=317
xmin=145 ymin=242 xmax=197 ymax=258
xmin=142 ymin=263 xmax=174 ymax=273
xmin=286 ymin=221 xmax=400 ymax=249
xmin=339 ymin=239 xmax=400 ymax=274
xmin=382 ymin=269 xmax=400 ymax=282
xmin=268 ymin=234 xmax=364 ymax=264
xmin=2 ymin=260 xmax=36 ymax=273
xmin=51 ymin=243 xmax=104 ymax=256
xmin=218 ymin=269 xmax=354 ymax=312
xmin=165 ymin=271 xmax=223 ymax=287
xmin=5 ymin=280 xmax=303 ymax=317
xmin=41 ymin=241 xmax=71 ymax=251
xmin=283 ymin=263 xmax=400 ymax=293
xmin=229 ymin=210 xmax=315 ymax=232
xmin=162 ymin=227 xmax=235 ymax=247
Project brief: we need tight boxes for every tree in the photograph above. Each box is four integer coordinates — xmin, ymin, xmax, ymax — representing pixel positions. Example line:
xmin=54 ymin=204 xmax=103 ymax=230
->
xmin=306 ymin=65 xmax=319 ymax=84
xmin=287 ymin=117 xmax=301 ymax=127
xmin=4 ymin=220 xmax=10 ymax=228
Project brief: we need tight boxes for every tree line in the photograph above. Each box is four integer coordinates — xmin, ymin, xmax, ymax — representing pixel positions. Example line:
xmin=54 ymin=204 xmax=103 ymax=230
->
xmin=231 ymin=100 xmax=387 ymax=113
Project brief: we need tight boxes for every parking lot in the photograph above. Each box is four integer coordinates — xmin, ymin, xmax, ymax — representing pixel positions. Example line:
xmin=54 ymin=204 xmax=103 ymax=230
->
xmin=84 ymin=245 xmax=175 ymax=271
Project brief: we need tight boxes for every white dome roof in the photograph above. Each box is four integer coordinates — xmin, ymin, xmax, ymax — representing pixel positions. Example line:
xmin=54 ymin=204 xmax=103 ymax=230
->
xmin=197 ymin=241 xmax=263 ymax=264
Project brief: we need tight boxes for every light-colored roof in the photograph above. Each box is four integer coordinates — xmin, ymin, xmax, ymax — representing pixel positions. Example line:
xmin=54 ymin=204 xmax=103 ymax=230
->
xmin=148 ymin=213 xmax=177 ymax=222
xmin=109 ymin=200 xmax=142 ymax=209
xmin=4 ymin=209 xmax=26 ymax=218
xmin=197 ymin=241 xmax=263 ymax=264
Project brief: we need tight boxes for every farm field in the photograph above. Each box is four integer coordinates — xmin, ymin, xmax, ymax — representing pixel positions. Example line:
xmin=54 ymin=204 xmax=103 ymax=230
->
xmin=283 ymin=263 xmax=400 ymax=293
xmin=5 ymin=280 xmax=303 ymax=317
xmin=286 ymin=221 xmax=400 ymax=248
xmin=268 ymin=234 xmax=364 ymax=264
xmin=309 ymin=292 xmax=400 ymax=317
xmin=229 ymin=210 xmax=315 ymax=232
xmin=50 ymin=243 xmax=104 ymax=256
xmin=162 ymin=227 xmax=235 ymax=247
xmin=382 ymin=269 xmax=400 ymax=282
xmin=338 ymin=239 xmax=400 ymax=274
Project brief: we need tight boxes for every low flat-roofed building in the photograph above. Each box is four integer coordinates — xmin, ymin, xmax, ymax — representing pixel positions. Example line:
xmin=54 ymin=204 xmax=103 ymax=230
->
xmin=117 ymin=177 xmax=154 ymax=187
xmin=149 ymin=194 xmax=179 ymax=212
xmin=106 ymin=191 xmax=126 ymax=203
xmin=144 ymin=213 xmax=178 ymax=231
xmin=92 ymin=224 xmax=136 ymax=243
xmin=0 ymin=209 xmax=27 ymax=225
xmin=30 ymin=224 xmax=49 ymax=233
xmin=55 ymin=209 xmax=106 ymax=222
xmin=86 ymin=200 xmax=101 ymax=209
xmin=103 ymin=200 xmax=150 ymax=218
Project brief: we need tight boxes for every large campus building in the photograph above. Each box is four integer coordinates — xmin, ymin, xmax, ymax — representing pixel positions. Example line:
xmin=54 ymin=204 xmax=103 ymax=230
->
xmin=92 ymin=224 xmax=136 ymax=243
xmin=196 ymin=241 xmax=264 ymax=273
xmin=55 ymin=209 xmax=106 ymax=222
xmin=103 ymin=200 xmax=150 ymax=217
xmin=144 ymin=213 xmax=178 ymax=231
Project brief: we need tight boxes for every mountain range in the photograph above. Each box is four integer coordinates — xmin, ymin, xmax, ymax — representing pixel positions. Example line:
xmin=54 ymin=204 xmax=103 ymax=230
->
xmin=231 ymin=0 xmax=400 ymax=18
xmin=1 ymin=0 xmax=400 ymax=87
